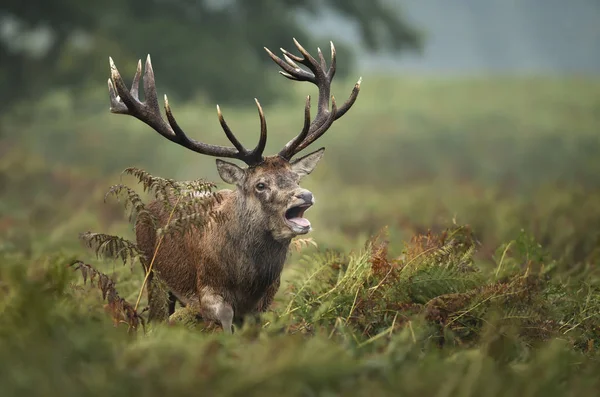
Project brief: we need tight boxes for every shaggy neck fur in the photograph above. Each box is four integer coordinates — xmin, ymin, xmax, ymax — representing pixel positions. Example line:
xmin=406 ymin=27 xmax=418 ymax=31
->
xmin=221 ymin=192 xmax=290 ymax=294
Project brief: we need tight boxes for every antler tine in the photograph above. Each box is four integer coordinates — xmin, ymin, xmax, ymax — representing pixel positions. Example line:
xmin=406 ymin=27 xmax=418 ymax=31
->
xmin=214 ymin=99 xmax=267 ymax=164
xmin=292 ymin=38 xmax=323 ymax=78
xmin=327 ymin=41 xmax=337 ymax=80
xmin=247 ymin=98 xmax=268 ymax=162
xmin=267 ymin=39 xmax=360 ymax=160
xmin=293 ymin=95 xmax=338 ymax=153
xmin=110 ymin=56 xmax=170 ymax=138
xmin=216 ymin=105 xmax=248 ymax=154
xmin=317 ymin=47 xmax=327 ymax=73
xmin=108 ymin=56 xmax=267 ymax=165
xmin=278 ymin=95 xmax=312 ymax=159
xmin=264 ymin=47 xmax=313 ymax=82
xmin=334 ymin=77 xmax=362 ymax=120
xmin=130 ymin=60 xmax=141 ymax=100
xmin=107 ymin=78 xmax=127 ymax=114
xmin=109 ymin=58 xmax=136 ymax=114
xmin=283 ymin=53 xmax=300 ymax=70
xmin=143 ymin=55 xmax=160 ymax=115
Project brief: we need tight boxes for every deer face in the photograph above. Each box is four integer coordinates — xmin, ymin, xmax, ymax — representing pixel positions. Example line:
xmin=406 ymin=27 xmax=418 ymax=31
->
xmin=109 ymin=39 xmax=360 ymax=242
xmin=216 ymin=148 xmax=325 ymax=240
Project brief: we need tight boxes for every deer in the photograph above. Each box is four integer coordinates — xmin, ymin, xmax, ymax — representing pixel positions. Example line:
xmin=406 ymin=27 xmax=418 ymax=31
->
xmin=106 ymin=39 xmax=361 ymax=333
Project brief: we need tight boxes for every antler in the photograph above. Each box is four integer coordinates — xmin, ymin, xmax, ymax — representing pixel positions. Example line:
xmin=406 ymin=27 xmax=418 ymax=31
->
xmin=108 ymin=55 xmax=267 ymax=166
xmin=264 ymin=39 xmax=362 ymax=160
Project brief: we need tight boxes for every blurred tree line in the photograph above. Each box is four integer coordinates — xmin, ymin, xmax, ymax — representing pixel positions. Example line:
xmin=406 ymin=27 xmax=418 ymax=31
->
xmin=0 ymin=0 xmax=421 ymax=115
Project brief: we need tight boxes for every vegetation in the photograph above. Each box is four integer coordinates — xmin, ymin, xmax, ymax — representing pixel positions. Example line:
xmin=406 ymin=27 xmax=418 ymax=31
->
xmin=1 ymin=75 xmax=599 ymax=396
xmin=0 ymin=0 xmax=421 ymax=110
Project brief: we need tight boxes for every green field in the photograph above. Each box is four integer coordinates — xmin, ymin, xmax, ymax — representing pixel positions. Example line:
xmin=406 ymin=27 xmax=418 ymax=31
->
xmin=1 ymin=75 xmax=599 ymax=396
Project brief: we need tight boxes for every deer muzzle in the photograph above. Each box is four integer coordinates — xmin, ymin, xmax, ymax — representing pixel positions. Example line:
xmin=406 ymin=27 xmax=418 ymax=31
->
xmin=284 ymin=189 xmax=315 ymax=233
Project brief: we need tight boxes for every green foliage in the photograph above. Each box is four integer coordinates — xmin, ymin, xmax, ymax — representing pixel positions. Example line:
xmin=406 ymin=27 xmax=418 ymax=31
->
xmin=79 ymin=232 xmax=145 ymax=267
xmin=74 ymin=165 xmax=225 ymax=323
xmin=70 ymin=260 xmax=146 ymax=332
xmin=5 ymin=76 xmax=599 ymax=265
xmin=0 ymin=0 xmax=421 ymax=112
xmin=2 ymin=75 xmax=600 ymax=395
xmin=121 ymin=166 xmax=217 ymax=199
xmin=113 ymin=167 xmax=226 ymax=237
xmin=281 ymin=226 xmax=599 ymax=354
xmin=104 ymin=184 xmax=151 ymax=224
xmin=1 ymin=227 xmax=599 ymax=396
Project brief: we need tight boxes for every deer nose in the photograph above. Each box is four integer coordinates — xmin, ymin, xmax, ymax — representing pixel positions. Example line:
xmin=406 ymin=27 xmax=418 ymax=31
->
xmin=295 ymin=190 xmax=314 ymax=204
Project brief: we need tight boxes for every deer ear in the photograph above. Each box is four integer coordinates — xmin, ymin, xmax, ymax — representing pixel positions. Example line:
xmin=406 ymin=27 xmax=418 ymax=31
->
xmin=290 ymin=147 xmax=325 ymax=179
xmin=216 ymin=159 xmax=245 ymax=185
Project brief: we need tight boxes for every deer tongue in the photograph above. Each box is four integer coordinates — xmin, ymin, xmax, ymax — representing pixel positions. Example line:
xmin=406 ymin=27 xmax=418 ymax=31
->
xmin=289 ymin=217 xmax=311 ymax=228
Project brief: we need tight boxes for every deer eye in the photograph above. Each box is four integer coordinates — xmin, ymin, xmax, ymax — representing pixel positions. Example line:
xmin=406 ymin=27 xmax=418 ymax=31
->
xmin=255 ymin=182 xmax=266 ymax=191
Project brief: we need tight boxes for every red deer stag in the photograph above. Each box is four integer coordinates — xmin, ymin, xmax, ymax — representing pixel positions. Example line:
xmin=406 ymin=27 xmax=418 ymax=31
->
xmin=107 ymin=39 xmax=361 ymax=333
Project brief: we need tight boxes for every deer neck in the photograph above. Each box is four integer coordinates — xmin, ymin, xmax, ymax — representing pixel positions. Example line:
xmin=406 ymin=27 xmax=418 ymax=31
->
xmin=224 ymin=192 xmax=290 ymax=260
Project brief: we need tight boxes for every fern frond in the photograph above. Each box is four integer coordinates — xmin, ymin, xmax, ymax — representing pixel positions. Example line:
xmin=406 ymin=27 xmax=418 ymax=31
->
xmin=407 ymin=265 xmax=481 ymax=304
xmin=157 ymin=210 xmax=228 ymax=238
xmin=122 ymin=167 xmax=177 ymax=196
xmin=104 ymin=184 xmax=155 ymax=226
xmin=170 ymin=191 xmax=223 ymax=218
xmin=79 ymin=232 xmax=145 ymax=267
xmin=123 ymin=167 xmax=217 ymax=200
xmin=291 ymin=238 xmax=318 ymax=253
xmin=122 ymin=167 xmax=180 ymax=213
xmin=175 ymin=179 xmax=218 ymax=196
xmin=146 ymin=270 xmax=172 ymax=323
xmin=70 ymin=260 xmax=146 ymax=333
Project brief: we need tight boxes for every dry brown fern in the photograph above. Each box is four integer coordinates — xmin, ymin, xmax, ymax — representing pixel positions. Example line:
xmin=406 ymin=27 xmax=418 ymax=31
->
xmin=290 ymin=237 xmax=318 ymax=253
xmin=79 ymin=232 xmax=146 ymax=268
xmin=122 ymin=167 xmax=217 ymax=207
xmin=70 ymin=260 xmax=146 ymax=333
xmin=156 ymin=194 xmax=228 ymax=239
xmin=104 ymin=183 xmax=155 ymax=226
xmin=119 ymin=167 xmax=227 ymax=238
xmin=365 ymin=226 xmax=398 ymax=277
xmin=79 ymin=167 xmax=228 ymax=324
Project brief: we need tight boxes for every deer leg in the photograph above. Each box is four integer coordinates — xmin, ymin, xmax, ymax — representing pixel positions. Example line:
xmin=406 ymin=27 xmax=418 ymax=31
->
xmin=200 ymin=291 xmax=234 ymax=334
xmin=166 ymin=291 xmax=188 ymax=315
xmin=167 ymin=292 xmax=178 ymax=315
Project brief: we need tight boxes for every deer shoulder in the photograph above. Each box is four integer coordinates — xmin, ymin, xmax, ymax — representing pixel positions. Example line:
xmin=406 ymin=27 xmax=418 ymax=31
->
xmin=107 ymin=39 xmax=361 ymax=333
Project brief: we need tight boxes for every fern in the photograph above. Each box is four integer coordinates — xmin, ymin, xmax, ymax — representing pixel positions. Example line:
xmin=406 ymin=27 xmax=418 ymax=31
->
xmin=120 ymin=166 xmax=226 ymax=237
xmin=290 ymin=238 xmax=318 ymax=253
xmin=70 ymin=260 xmax=146 ymax=333
xmin=79 ymin=232 xmax=146 ymax=268
xmin=174 ymin=178 xmax=219 ymax=196
xmin=104 ymin=183 xmax=156 ymax=227
xmin=79 ymin=166 xmax=227 ymax=325
xmin=146 ymin=270 xmax=172 ymax=323
xmin=122 ymin=167 xmax=179 ymax=198
xmin=169 ymin=191 xmax=225 ymax=222
xmin=158 ymin=212 xmax=220 ymax=238
xmin=406 ymin=266 xmax=481 ymax=304
xmin=122 ymin=167 xmax=218 ymax=207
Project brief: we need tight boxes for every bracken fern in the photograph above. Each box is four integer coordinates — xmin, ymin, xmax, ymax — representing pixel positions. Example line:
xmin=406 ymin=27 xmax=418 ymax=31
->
xmin=282 ymin=226 xmax=599 ymax=353
xmin=79 ymin=232 xmax=146 ymax=268
xmin=75 ymin=166 xmax=224 ymax=328
xmin=70 ymin=260 xmax=146 ymax=333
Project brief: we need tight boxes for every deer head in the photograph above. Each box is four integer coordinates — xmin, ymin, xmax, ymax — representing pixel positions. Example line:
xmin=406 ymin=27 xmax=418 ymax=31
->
xmin=107 ymin=39 xmax=361 ymax=240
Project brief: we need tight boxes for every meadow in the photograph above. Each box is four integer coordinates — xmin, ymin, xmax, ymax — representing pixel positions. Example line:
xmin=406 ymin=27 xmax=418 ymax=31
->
xmin=1 ymin=74 xmax=599 ymax=396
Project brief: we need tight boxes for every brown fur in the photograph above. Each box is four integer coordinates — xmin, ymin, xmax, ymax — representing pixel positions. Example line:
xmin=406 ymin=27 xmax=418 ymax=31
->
xmin=108 ymin=39 xmax=362 ymax=333
xmin=136 ymin=153 xmax=324 ymax=333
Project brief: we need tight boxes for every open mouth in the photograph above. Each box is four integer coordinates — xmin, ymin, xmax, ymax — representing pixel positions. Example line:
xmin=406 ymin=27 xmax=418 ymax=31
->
xmin=284 ymin=203 xmax=312 ymax=231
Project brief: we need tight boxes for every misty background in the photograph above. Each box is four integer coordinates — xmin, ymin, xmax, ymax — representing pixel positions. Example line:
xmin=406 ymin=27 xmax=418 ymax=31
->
xmin=2 ymin=0 xmax=599 ymax=110
xmin=2 ymin=2 xmax=600 ymax=394
xmin=325 ymin=0 xmax=600 ymax=74
xmin=1 ymin=0 xmax=599 ymax=259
